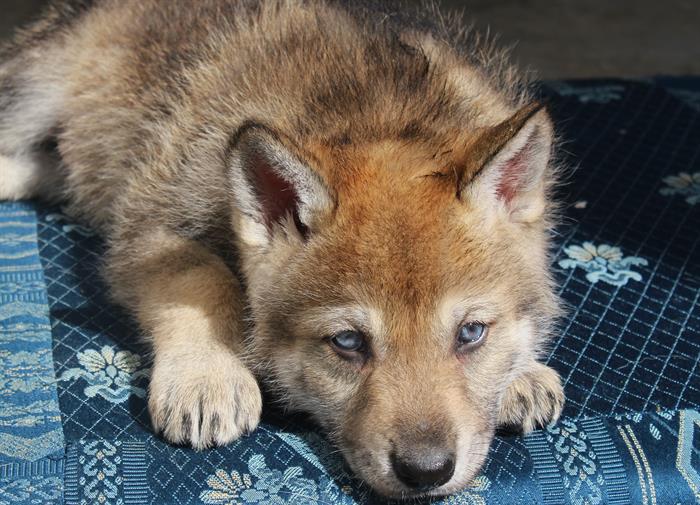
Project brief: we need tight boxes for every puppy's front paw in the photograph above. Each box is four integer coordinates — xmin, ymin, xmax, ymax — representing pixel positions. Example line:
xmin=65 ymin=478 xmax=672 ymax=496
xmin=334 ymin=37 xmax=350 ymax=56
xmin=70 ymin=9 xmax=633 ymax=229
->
xmin=497 ymin=362 xmax=564 ymax=435
xmin=148 ymin=351 xmax=262 ymax=450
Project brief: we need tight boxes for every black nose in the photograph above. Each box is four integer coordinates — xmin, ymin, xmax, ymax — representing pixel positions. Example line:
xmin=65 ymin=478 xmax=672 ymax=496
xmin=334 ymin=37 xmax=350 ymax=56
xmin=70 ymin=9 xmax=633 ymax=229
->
xmin=391 ymin=448 xmax=455 ymax=491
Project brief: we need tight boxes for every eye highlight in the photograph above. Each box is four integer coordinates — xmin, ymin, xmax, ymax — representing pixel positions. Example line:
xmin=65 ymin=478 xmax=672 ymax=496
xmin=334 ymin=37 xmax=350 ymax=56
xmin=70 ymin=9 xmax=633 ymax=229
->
xmin=328 ymin=330 xmax=367 ymax=360
xmin=456 ymin=322 xmax=488 ymax=351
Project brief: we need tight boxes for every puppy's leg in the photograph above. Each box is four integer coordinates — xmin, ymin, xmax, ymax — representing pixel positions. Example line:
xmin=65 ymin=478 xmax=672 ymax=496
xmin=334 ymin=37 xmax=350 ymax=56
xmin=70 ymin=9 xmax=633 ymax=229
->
xmin=497 ymin=361 xmax=564 ymax=434
xmin=106 ymin=228 xmax=262 ymax=449
xmin=0 ymin=59 xmax=66 ymax=200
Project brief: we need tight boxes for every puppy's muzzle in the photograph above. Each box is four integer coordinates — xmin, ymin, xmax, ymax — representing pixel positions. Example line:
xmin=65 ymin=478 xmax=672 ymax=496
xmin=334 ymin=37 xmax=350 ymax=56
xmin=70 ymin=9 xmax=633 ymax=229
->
xmin=390 ymin=442 xmax=456 ymax=491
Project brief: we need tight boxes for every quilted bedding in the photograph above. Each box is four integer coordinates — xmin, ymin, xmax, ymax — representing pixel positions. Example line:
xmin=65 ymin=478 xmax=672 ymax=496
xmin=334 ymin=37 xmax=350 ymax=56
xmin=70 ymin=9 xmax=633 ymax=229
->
xmin=1 ymin=77 xmax=699 ymax=504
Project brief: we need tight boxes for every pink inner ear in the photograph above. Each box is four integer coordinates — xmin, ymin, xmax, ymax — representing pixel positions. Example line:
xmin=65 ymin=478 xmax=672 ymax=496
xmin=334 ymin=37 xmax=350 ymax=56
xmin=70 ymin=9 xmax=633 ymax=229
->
xmin=251 ymin=153 xmax=299 ymax=228
xmin=496 ymin=144 xmax=530 ymax=204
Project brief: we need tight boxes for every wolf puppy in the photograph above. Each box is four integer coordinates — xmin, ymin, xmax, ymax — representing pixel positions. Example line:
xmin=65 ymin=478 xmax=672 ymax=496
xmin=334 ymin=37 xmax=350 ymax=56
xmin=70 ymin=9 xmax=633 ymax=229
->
xmin=0 ymin=0 xmax=563 ymax=497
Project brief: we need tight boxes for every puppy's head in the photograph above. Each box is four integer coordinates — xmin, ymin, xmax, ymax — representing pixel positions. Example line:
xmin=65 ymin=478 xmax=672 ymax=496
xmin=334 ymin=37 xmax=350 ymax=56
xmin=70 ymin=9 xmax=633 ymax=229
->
xmin=227 ymin=104 xmax=558 ymax=497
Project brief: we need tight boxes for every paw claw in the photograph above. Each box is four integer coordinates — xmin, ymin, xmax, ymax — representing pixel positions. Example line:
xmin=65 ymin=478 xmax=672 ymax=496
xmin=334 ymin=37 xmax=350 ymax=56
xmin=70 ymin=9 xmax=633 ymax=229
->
xmin=497 ymin=363 xmax=564 ymax=434
xmin=148 ymin=352 xmax=262 ymax=450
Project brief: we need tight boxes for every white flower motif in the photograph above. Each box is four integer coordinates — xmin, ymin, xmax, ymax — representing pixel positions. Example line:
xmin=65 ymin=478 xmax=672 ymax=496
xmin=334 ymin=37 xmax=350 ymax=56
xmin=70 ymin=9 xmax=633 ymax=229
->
xmin=563 ymin=242 xmax=623 ymax=263
xmin=559 ymin=242 xmax=648 ymax=286
xmin=659 ymin=171 xmax=700 ymax=205
xmin=200 ymin=454 xmax=356 ymax=505
xmin=58 ymin=345 xmax=149 ymax=403
xmin=200 ymin=469 xmax=253 ymax=505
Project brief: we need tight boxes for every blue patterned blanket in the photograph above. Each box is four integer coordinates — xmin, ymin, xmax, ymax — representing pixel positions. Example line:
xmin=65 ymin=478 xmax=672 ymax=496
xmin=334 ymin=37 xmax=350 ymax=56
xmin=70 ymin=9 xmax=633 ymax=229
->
xmin=1 ymin=78 xmax=699 ymax=504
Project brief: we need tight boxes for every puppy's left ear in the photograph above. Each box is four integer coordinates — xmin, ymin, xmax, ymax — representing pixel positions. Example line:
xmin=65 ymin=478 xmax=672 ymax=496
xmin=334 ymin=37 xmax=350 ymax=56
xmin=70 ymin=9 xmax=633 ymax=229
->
xmin=459 ymin=103 xmax=554 ymax=223
xmin=227 ymin=123 xmax=333 ymax=250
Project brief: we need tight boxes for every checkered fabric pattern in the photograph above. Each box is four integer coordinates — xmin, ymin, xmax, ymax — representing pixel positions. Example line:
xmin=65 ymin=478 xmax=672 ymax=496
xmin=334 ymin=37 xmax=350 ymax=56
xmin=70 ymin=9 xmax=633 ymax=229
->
xmin=545 ymin=78 xmax=700 ymax=419
xmin=1 ymin=78 xmax=699 ymax=504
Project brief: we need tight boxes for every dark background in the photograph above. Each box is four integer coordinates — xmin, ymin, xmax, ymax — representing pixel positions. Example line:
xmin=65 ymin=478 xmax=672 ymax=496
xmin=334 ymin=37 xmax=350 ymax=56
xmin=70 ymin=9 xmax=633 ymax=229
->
xmin=2 ymin=0 xmax=700 ymax=78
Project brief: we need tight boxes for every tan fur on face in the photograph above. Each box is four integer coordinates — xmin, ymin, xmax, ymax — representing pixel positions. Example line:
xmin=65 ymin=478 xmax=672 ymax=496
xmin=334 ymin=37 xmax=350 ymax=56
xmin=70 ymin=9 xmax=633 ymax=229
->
xmin=245 ymin=137 xmax=562 ymax=495
xmin=1 ymin=0 xmax=564 ymax=497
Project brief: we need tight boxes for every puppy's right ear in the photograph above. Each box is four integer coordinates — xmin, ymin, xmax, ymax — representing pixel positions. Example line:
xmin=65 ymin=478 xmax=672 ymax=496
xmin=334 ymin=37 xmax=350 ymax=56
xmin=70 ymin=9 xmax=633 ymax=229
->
xmin=227 ymin=124 xmax=333 ymax=249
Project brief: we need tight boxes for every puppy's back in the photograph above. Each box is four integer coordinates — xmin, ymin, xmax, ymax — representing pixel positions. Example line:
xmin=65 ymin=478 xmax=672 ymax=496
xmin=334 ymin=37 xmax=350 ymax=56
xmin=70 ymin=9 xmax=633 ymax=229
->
xmin=1 ymin=0 xmax=531 ymax=231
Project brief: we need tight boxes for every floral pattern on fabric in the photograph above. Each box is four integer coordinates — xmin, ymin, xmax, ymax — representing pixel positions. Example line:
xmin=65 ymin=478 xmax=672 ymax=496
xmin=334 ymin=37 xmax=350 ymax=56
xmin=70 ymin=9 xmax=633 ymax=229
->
xmin=659 ymin=171 xmax=700 ymax=205
xmin=0 ymin=203 xmax=65 ymax=500
xmin=0 ymin=349 xmax=55 ymax=395
xmin=57 ymin=345 xmax=149 ymax=404
xmin=3 ymin=75 xmax=700 ymax=505
xmin=545 ymin=420 xmax=604 ymax=504
xmin=200 ymin=454 xmax=356 ymax=505
xmin=559 ymin=242 xmax=648 ymax=286
xmin=0 ymin=476 xmax=62 ymax=505
xmin=676 ymin=410 xmax=700 ymax=500
xmin=78 ymin=440 xmax=123 ymax=505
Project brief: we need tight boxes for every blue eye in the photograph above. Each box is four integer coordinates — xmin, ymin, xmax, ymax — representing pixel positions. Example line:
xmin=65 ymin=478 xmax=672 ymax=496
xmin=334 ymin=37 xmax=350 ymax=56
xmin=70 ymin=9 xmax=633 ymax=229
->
xmin=330 ymin=330 xmax=366 ymax=354
xmin=457 ymin=322 xmax=488 ymax=348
